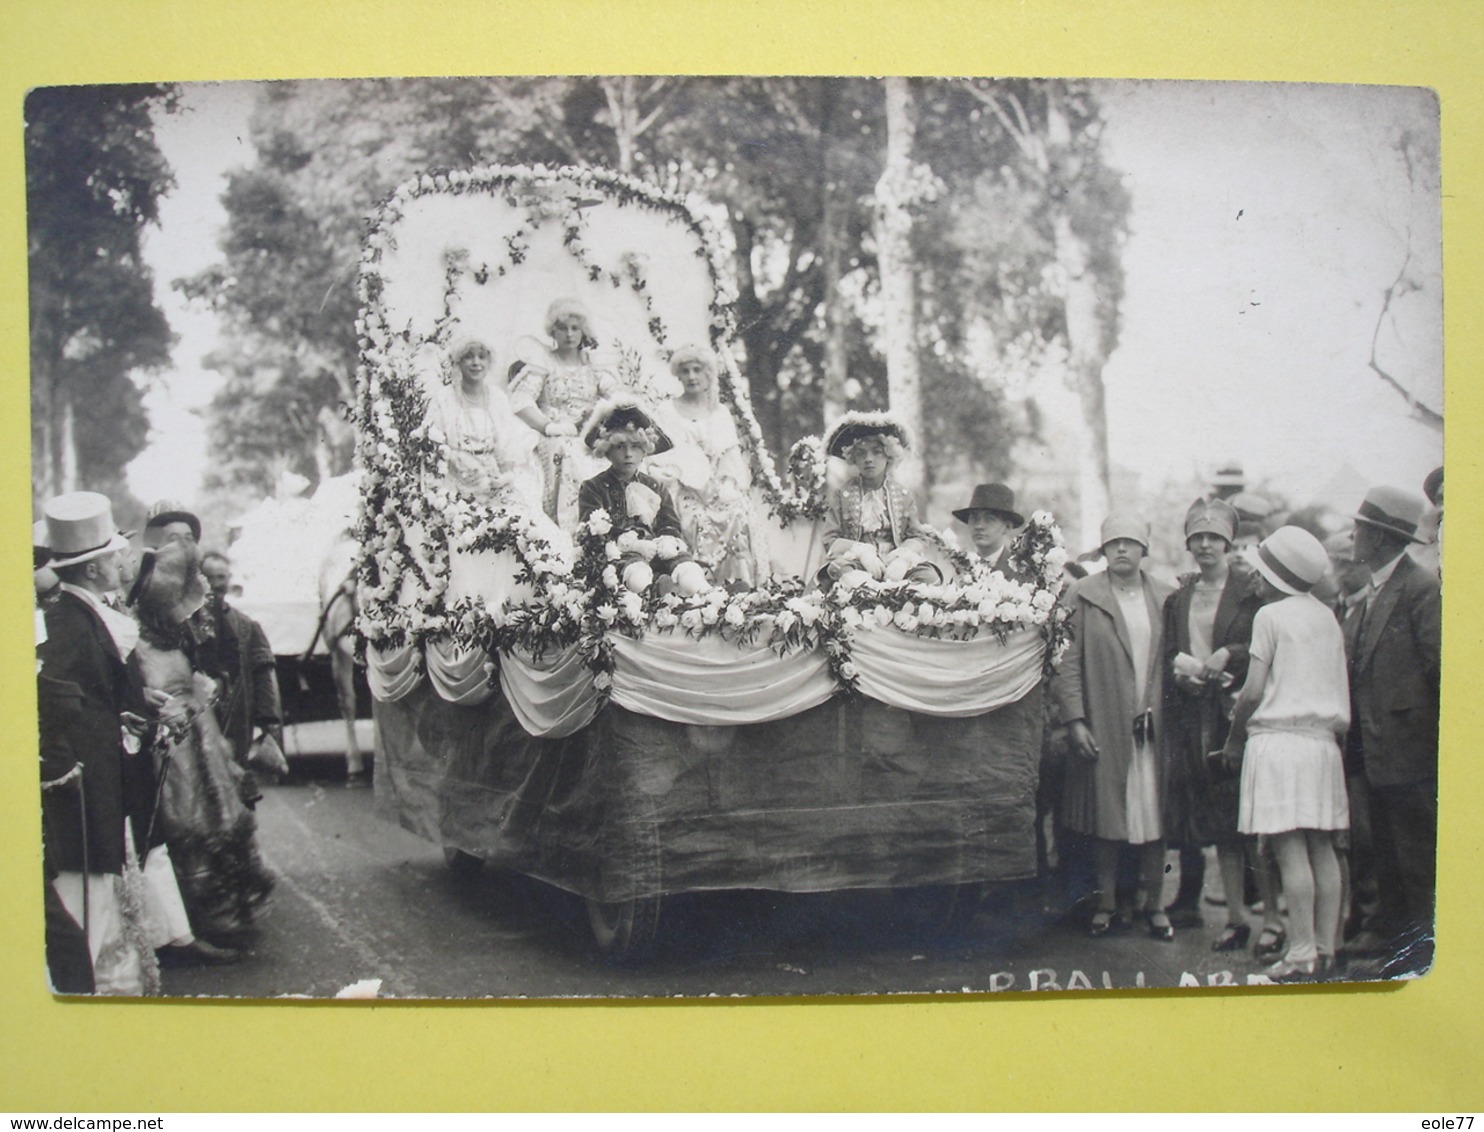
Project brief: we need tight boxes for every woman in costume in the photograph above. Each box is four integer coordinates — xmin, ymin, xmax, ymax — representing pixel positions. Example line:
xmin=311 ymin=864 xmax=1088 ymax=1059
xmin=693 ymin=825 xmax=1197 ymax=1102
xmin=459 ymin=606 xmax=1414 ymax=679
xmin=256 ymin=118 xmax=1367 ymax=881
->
xmin=425 ymin=336 xmax=543 ymax=512
xmin=818 ymin=412 xmax=941 ymax=587
xmin=648 ymin=344 xmax=758 ymax=586
xmin=129 ymin=540 xmax=275 ymax=944
xmin=509 ymin=298 xmax=618 ymax=529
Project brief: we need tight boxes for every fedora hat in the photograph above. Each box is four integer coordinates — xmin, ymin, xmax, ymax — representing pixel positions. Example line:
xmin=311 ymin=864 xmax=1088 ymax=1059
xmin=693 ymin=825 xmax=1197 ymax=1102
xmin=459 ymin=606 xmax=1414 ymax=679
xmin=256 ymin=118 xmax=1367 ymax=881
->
xmin=43 ymin=492 xmax=130 ymax=567
xmin=824 ymin=411 xmax=911 ymax=460
xmin=144 ymin=498 xmax=202 ymax=543
xmin=952 ymin=483 xmax=1025 ymax=527
xmin=582 ymin=398 xmax=673 ymax=455
xmin=1353 ymin=485 xmax=1425 ymax=544
xmin=1248 ymin=525 xmax=1329 ymax=596
xmin=1184 ymin=497 xmax=1238 ymax=545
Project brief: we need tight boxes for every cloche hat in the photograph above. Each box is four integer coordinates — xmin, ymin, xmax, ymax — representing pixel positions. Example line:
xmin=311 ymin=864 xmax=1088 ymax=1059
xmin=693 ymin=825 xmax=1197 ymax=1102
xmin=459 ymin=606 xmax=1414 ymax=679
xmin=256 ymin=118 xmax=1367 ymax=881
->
xmin=1100 ymin=512 xmax=1150 ymax=553
xmin=1184 ymin=497 xmax=1238 ymax=545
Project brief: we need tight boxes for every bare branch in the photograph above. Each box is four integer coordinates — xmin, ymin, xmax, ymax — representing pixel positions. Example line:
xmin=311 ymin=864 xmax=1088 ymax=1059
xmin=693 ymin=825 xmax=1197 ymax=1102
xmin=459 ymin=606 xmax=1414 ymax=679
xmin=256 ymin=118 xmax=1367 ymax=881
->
xmin=960 ymin=81 xmax=1040 ymax=165
xmin=1367 ymin=248 xmax=1443 ymax=429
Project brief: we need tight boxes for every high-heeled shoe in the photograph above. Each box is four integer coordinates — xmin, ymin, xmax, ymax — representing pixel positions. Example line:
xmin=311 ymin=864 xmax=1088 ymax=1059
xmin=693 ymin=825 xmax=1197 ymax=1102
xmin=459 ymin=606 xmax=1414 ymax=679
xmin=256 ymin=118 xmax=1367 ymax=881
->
xmin=1211 ymin=922 xmax=1251 ymax=952
xmin=1265 ymin=956 xmax=1318 ymax=982
xmin=1145 ymin=910 xmax=1175 ymax=942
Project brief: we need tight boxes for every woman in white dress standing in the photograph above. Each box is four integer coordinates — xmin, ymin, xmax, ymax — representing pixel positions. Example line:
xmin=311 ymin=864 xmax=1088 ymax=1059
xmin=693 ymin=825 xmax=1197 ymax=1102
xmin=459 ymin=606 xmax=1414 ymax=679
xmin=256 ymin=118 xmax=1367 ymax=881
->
xmin=1219 ymin=525 xmax=1351 ymax=980
xmin=508 ymin=298 xmax=617 ymax=530
xmin=648 ymin=344 xmax=758 ymax=586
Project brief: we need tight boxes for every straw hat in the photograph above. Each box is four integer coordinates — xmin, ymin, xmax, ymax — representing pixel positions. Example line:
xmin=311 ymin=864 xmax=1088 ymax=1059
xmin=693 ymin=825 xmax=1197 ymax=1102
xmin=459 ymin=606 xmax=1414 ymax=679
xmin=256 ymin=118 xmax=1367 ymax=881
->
xmin=144 ymin=498 xmax=202 ymax=543
xmin=1247 ymin=526 xmax=1329 ymax=596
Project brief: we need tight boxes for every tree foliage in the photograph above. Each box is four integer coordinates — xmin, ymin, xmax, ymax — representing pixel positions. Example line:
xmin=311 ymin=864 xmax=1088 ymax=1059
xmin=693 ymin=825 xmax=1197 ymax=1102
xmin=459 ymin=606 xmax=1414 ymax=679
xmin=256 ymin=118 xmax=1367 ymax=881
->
xmin=27 ymin=83 xmax=177 ymax=508
xmin=188 ymin=77 xmax=1130 ymax=509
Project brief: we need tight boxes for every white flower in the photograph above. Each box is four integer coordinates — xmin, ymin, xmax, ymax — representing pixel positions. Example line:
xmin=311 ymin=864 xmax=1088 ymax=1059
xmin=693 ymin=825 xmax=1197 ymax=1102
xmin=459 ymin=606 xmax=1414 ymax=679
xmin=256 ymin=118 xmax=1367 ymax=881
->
xmin=588 ymin=510 xmax=613 ymax=536
xmin=619 ymin=591 xmax=644 ymax=621
xmin=840 ymin=606 xmax=863 ymax=629
xmin=700 ymin=605 xmax=720 ymax=626
xmin=871 ymin=605 xmax=893 ymax=627
xmin=839 ymin=661 xmax=859 ymax=681
xmin=593 ymin=670 xmax=613 ymax=691
xmin=680 ymin=609 xmax=704 ymax=632
xmin=595 ymin=603 xmax=618 ymax=625
xmin=893 ymin=609 xmax=920 ymax=632
xmin=653 ymin=607 xmax=679 ymax=629
xmin=776 ymin=609 xmax=798 ymax=634
xmin=605 ymin=541 xmax=621 ymax=561
xmin=723 ymin=604 xmax=746 ymax=627
xmin=617 ymin=530 xmax=639 ymax=552
xmin=601 ymin=564 xmax=620 ymax=589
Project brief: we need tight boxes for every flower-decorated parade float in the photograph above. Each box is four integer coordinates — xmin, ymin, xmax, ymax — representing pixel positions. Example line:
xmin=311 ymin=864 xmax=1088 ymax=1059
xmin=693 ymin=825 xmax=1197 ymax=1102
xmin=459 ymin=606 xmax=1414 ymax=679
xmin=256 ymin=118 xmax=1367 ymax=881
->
xmin=355 ymin=165 xmax=1071 ymax=958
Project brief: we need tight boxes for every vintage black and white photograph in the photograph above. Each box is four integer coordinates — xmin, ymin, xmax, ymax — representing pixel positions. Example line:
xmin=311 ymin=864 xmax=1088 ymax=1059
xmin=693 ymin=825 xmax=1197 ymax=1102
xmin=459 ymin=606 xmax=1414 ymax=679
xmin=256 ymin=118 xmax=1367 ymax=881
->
xmin=28 ymin=76 xmax=1442 ymax=999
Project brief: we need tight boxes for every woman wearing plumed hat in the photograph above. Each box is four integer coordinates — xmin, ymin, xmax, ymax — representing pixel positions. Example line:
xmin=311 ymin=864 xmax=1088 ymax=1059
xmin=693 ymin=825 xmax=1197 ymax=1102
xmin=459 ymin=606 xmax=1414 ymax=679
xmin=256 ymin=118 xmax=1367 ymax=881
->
xmin=1052 ymin=512 xmax=1176 ymax=941
xmin=1159 ymin=497 xmax=1265 ymax=949
xmin=818 ymin=412 xmax=940 ymax=587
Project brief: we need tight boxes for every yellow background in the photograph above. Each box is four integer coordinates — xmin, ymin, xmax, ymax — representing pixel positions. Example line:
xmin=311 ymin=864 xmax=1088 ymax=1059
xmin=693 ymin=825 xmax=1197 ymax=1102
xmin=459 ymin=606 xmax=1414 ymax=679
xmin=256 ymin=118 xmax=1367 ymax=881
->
xmin=1 ymin=0 xmax=1479 ymax=1112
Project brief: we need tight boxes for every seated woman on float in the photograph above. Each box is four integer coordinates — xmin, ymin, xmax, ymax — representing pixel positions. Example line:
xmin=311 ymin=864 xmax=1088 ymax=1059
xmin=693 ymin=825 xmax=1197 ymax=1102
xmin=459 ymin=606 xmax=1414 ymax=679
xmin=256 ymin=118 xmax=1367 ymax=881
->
xmin=819 ymin=412 xmax=941 ymax=587
xmin=577 ymin=398 xmax=710 ymax=598
xmin=426 ymin=336 xmax=542 ymax=513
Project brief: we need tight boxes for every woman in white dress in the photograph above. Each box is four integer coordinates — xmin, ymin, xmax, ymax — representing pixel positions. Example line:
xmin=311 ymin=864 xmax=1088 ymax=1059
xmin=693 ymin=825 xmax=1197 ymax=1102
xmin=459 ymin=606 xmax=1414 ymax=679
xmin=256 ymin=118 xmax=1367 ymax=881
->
xmin=647 ymin=344 xmax=758 ymax=586
xmin=425 ymin=337 xmax=542 ymax=513
xmin=508 ymin=298 xmax=617 ymax=530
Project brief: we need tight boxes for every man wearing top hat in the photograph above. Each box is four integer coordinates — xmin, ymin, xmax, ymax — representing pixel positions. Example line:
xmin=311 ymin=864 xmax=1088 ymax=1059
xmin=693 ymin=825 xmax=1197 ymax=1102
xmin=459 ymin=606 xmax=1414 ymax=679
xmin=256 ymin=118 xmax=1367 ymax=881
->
xmin=1343 ymin=485 xmax=1441 ymax=974
xmin=36 ymin=492 xmax=157 ymax=994
xmin=952 ymin=483 xmax=1026 ymax=578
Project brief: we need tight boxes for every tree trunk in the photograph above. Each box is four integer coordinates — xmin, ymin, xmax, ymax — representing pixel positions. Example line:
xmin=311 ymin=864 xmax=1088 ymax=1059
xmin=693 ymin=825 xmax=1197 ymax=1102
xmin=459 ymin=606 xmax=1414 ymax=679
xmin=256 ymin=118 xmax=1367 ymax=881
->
xmin=874 ymin=77 xmax=924 ymax=491
xmin=820 ymin=81 xmax=849 ymax=433
xmin=599 ymin=77 xmax=638 ymax=174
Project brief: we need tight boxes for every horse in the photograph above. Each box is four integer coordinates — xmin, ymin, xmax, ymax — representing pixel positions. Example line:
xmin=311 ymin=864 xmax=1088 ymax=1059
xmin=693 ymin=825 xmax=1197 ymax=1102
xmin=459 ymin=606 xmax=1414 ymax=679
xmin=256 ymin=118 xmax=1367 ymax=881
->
xmin=305 ymin=533 xmax=365 ymax=783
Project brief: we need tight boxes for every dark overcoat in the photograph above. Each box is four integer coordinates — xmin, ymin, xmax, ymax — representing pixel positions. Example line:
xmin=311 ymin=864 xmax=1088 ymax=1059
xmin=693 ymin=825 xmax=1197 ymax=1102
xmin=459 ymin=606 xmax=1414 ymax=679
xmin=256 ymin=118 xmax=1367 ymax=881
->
xmin=1052 ymin=569 xmax=1173 ymax=841
xmin=37 ymin=590 xmax=152 ymax=874
xmin=1159 ymin=572 xmax=1260 ymax=846
xmin=1345 ymin=553 xmax=1441 ymax=788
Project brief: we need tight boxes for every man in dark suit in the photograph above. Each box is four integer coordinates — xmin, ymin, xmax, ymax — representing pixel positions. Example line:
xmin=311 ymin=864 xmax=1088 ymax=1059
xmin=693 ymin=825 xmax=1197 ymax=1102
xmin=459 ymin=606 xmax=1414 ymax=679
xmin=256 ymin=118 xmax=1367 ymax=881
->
xmin=36 ymin=492 xmax=154 ymax=994
xmin=1344 ymin=486 xmax=1441 ymax=976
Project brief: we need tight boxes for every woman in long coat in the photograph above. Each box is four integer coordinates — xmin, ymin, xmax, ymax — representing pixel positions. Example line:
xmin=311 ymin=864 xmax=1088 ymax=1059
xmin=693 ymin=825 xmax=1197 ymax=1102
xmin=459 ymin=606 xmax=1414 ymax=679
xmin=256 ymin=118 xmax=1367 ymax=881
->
xmin=1053 ymin=513 xmax=1175 ymax=939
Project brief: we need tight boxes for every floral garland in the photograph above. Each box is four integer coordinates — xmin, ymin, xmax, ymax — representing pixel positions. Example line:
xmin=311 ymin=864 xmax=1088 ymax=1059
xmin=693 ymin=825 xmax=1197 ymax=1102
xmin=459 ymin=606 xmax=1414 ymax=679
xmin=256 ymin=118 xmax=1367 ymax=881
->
xmin=354 ymin=163 xmax=1072 ymax=704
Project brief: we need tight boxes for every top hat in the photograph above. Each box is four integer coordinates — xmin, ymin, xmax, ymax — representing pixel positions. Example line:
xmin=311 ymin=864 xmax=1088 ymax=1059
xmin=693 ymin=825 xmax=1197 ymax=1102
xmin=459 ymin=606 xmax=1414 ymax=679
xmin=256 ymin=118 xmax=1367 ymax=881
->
xmin=1247 ymin=525 xmax=1329 ymax=596
xmin=582 ymin=399 xmax=673 ymax=455
xmin=824 ymin=412 xmax=911 ymax=460
xmin=42 ymin=492 xmax=130 ymax=567
xmin=952 ymin=483 xmax=1025 ymax=527
xmin=1353 ymin=485 xmax=1426 ymax=544
xmin=144 ymin=498 xmax=202 ymax=543
xmin=1184 ymin=497 xmax=1238 ymax=545
xmin=1100 ymin=512 xmax=1150 ymax=552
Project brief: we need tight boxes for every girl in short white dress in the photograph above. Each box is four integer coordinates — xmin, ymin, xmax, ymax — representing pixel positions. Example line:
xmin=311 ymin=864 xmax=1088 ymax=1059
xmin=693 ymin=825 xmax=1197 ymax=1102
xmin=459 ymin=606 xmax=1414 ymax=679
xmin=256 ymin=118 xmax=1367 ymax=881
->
xmin=1222 ymin=526 xmax=1351 ymax=980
